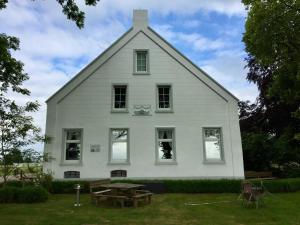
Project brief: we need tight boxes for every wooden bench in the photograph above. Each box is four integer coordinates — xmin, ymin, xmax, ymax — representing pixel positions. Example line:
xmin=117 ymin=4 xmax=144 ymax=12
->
xmin=132 ymin=190 xmax=153 ymax=207
xmin=99 ymin=194 xmax=129 ymax=208
xmin=245 ymin=171 xmax=273 ymax=179
xmin=89 ymin=179 xmax=111 ymax=204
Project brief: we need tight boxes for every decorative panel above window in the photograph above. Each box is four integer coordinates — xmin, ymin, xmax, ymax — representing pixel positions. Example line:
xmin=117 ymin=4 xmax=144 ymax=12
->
xmin=203 ymin=128 xmax=224 ymax=163
xmin=156 ymin=128 xmax=176 ymax=164
xmin=134 ymin=50 xmax=149 ymax=74
xmin=112 ymin=85 xmax=128 ymax=112
xmin=63 ymin=129 xmax=82 ymax=164
xmin=109 ymin=129 xmax=129 ymax=164
xmin=156 ymin=85 xmax=173 ymax=112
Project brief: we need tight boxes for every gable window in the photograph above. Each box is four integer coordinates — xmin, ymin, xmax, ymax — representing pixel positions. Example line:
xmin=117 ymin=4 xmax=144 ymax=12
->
xmin=156 ymin=128 xmax=176 ymax=164
xmin=156 ymin=85 xmax=173 ymax=112
xmin=134 ymin=50 xmax=149 ymax=74
xmin=203 ymin=128 xmax=224 ymax=162
xmin=112 ymin=85 xmax=128 ymax=112
xmin=110 ymin=129 xmax=129 ymax=164
xmin=63 ymin=129 xmax=82 ymax=163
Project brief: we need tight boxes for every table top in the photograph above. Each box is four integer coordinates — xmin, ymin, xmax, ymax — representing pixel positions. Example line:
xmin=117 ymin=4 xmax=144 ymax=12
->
xmin=99 ymin=183 xmax=145 ymax=190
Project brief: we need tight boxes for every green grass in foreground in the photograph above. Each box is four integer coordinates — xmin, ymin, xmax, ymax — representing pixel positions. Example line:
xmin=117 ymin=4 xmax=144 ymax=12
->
xmin=0 ymin=193 xmax=299 ymax=225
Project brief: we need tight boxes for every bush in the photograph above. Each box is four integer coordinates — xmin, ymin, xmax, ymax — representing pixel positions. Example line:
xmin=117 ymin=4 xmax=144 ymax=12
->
xmin=163 ymin=180 xmax=241 ymax=193
xmin=0 ymin=187 xmax=21 ymax=203
xmin=0 ymin=186 xmax=48 ymax=203
xmin=0 ymin=180 xmax=34 ymax=188
xmin=45 ymin=178 xmax=300 ymax=194
xmin=51 ymin=181 xmax=90 ymax=194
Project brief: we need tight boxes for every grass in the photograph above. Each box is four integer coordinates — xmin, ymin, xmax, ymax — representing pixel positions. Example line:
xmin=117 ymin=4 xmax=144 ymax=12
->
xmin=0 ymin=193 xmax=300 ymax=225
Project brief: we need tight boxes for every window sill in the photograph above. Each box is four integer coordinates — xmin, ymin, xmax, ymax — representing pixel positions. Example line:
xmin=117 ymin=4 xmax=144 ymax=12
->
xmin=155 ymin=110 xmax=174 ymax=113
xmin=107 ymin=162 xmax=131 ymax=166
xmin=133 ymin=72 xmax=150 ymax=75
xmin=59 ymin=162 xmax=83 ymax=166
xmin=111 ymin=110 xmax=129 ymax=113
xmin=203 ymin=160 xmax=225 ymax=165
xmin=155 ymin=161 xmax=178 ymax=165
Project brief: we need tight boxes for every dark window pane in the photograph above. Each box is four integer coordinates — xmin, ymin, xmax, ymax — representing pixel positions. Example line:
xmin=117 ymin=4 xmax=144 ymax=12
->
xmin=112 ymin=129 xmax=128 ymax=141
xmin=64 ymin=171 xmax=80 ymax=178
xmin=66 ymin=143 xmax=80 ymax=160
xmin=158 ymin=141 xmax=173 ymax=159
xmin=66 ymin=130 xmax=81 ymax=140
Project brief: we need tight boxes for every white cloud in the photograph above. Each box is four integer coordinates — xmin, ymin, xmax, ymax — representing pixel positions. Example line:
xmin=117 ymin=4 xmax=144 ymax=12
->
xmin=200 ymin=51 xmax=258 ymax=102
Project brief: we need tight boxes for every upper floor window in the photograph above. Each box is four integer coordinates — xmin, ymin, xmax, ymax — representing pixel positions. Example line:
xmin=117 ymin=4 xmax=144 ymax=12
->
xmin=156 ymin=85 xmax=173 ymax=112
xmin=203 ymin=128 xmax=224 ymax=162
xmin=112 ymin=85 xmax=128 ymax=112
xmin=134 ymin=50 xmax=149 ymax=74
xmin=63 ymin=129 xmax=82 ymax=163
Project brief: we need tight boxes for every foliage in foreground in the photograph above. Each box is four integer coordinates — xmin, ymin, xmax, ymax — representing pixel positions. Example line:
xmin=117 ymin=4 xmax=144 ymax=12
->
xmin=0 ymin=186 xmax=48 ymax=203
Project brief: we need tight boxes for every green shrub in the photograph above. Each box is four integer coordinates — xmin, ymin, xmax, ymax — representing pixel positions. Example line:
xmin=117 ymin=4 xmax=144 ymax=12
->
xmin=18 ymin=186 xmax=49 ymax=203
xmin=163 ymin=179 xmax=242 ymax=193
xmin=47 ymin=178 xmax=300 ymax=194
xmin=0 ymin=186 xmax=48 ymax=203
xmin=0 ymin=180 xmax=34 ymax=188
xmin=0 ymin=187 xmax=20 ymax=203
xmin=51 ymin=181 xmax=90 ymax=194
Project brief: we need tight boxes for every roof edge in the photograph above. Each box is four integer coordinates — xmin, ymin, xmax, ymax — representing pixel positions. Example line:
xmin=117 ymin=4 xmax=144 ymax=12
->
xmin=46 ymin=27 xmax=134 ymax=103
xmin=147 ymin=26 xmax=239 ymax=102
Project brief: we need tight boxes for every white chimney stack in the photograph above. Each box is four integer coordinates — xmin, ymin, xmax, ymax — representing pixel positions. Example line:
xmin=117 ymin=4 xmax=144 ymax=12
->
xmin=133 ymin=9 xmax=148 ymax=28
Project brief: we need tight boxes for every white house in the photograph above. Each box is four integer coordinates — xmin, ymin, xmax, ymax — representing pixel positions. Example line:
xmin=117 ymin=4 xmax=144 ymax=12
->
xmin=43 ymin=10 xmax=244 ymax=180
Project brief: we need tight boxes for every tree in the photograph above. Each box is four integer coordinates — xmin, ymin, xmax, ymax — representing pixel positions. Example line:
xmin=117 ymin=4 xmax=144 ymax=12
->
xmin=241 ymin=0 xmax=300 ymax=172
xmin=0 ymin=0 xmax=100 ymax=29
xmin=0 ymin=0 xmax=101 ymax=184
xmin=0 ymin=34 xmax=41 ymax=184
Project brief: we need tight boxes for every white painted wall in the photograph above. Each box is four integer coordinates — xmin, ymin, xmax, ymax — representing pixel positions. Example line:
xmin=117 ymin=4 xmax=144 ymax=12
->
xmin=43 ymin=11 xmax=244 ymax=180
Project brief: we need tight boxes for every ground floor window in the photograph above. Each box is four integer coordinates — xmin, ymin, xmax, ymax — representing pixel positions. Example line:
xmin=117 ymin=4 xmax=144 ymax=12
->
xmin=156 ymin=128 xmax=176 ymax=163
xmin=110 ymin=128 xmax=129 ymax=164
xmin=64 ymin=129 xmax=82 ymax=161
xmin=203 ymin=128 xmax=224 ymax=162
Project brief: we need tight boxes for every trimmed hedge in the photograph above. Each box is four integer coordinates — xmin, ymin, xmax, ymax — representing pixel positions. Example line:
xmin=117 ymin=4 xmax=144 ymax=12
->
xmin=38 ymin=178 xmax=300 ymax=194
xmin=3 ymin=178 xmax=300 ymax=194
xmin=0 ymin=186 xmax=49 ymax=203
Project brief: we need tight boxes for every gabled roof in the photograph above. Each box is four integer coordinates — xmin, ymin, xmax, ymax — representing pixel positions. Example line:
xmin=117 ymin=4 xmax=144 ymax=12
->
xmin=46 ymin=11 xmax=239 ymax=103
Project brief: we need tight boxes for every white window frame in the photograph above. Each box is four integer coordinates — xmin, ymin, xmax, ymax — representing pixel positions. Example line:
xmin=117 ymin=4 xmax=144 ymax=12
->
xmin=156 ymin=84 xmax=173 ymax=113
xmin=61 ymin=128 xmax=83 ymax=166
xmin=133 ymin=49 xmax=150 ymax=75
xmin=109 ymin=128 xmax=130 ymax=165
xmin=111 ymin=84 xmax=128 ymax=113
xmin=202 ymin=127 xmax=225 ymax=163
xmin=155 ymin=127 xmax=177 ymax=165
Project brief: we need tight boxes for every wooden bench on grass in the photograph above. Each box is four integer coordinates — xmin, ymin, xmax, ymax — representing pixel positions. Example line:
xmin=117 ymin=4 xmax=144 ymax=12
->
xmin=89 ymin=179 xmax=111 ymax=204
xmin=132 ymin=190 xmax=153 ymax=208
xmin=97 ymin=194 xmax=129 ymax=208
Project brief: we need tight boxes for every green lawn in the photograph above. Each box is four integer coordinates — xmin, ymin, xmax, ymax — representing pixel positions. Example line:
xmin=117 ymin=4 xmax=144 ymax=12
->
xmin=0 ymin=193 xmax=299 ymax=225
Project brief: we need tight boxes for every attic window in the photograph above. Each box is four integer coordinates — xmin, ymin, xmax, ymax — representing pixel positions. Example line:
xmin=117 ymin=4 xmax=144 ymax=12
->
xmin=134 ymin=50 xmax=149 ymax=74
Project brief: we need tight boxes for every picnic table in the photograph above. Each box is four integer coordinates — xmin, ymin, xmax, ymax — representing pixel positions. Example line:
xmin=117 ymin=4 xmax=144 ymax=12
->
xmin=93 ymin=182 xmax=152 ymax=208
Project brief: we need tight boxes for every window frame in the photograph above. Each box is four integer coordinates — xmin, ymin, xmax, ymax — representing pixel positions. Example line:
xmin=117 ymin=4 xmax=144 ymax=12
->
xmin=61 ymin=128 xmax=83 ymax=166
xmin=202 ymin=127 xmax=225 ymax=164
xmin=155 ymin=127 xmax=177 ymax=165
xmin=111 ymin=84 xmax=129 ymax=113
xmin=133 ymin=49 xmax=150 ymax=75
xmin=156 ymin=84 xmax=173 ymax=113
xmin=108 ymin=128 xmax=130 ymax=165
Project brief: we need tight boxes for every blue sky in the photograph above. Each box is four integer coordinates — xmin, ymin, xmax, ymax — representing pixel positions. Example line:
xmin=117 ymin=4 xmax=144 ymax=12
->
xmin=0 ymin=0 xmax=257 ymax=151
